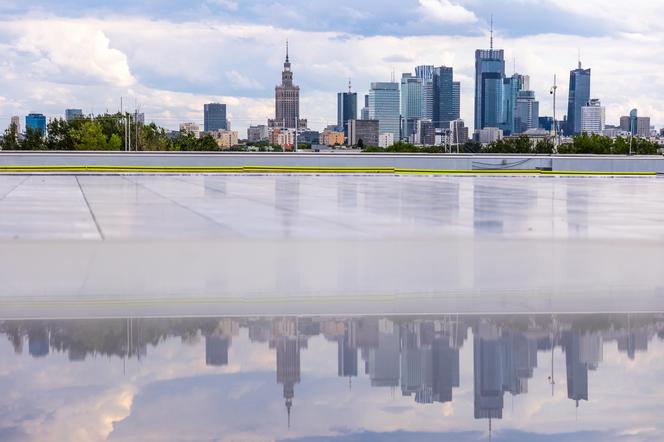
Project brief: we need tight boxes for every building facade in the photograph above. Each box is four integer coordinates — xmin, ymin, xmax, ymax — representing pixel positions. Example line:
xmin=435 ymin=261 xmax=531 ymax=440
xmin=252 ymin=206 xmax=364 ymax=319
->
xmin=65 ymin=109 xmax=83 ymax=123
xmin=360 ymin=95 xmax=370 ymax=120
xmin=378 ymin=132 xmax=395 ymax=148
xmin=25 ymin=113 xmax=46 ymax=135
xmin=580 ymin=99 xmax=605 ymax=134
xmin=369 ymin=82 xmax=400 ymax=140
xmin=320 ymin=128 xmax=345 ymax=146
xmin=204 ymin=103 xmax=228 ymax=132
xmin=349 ymin=119 xmax=379 ymax=147
xmin=475 ymin=127 xmax=503 ymax=145
xmin=210 ymin=129 xmax=238 ymax=149
xmin=514 ymin=90 xmax=539 ymax=134
xmin=475 ymin=49 xmax=505 ymax=130
xmin=501 ymin=73 xmax=527 ymax=135
xmin=179 ymin=122 xmax=201 ymax=138
xmin=274 ymin=44 xmax=300 ymax=129
xmin=566 ymin=63 xmax=591 ymax=135
xmin=247 ymin=125 xmax=269 ymax=142
xmin=415 ymin=119 xmax=435 ymax=146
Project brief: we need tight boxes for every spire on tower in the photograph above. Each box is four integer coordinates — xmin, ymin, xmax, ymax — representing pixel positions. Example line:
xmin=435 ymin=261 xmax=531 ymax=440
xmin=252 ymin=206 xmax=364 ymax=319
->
xmin=286 ymin=40 xmax=289 ymax=63
xmin=578 ymin=48 xmax=582 ymax=69
xmin=490 ymin=15 xmax=494 ymax=50
xmin=348 ymin=77 xmax=352 ymax=93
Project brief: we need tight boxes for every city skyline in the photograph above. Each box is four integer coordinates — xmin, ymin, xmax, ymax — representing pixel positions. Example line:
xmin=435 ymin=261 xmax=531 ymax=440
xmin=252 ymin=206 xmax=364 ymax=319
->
xmin=0 ymin=2 xmax=663 ymax=136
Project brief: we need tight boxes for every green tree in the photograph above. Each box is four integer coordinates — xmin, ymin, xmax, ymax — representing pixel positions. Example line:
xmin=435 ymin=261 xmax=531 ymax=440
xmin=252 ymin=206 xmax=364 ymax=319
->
xmin=198 ymin=134 xmax=219 ymax=151
xmin=140 ymin=123 xmax=172 ymax=151
xmin=71 ymin=120 xmax=108 ymax=150
xmin=0 ymin=123 xmax=20 ymax=150
xmin=20 ymin=127 xmax=45 ymax=150
xmin=46 ymin=118 xmax=74 ymax=150
xmin=534 ymin=138 xmax=554 ymax=154
xmin=107 ymin=133 xmax=123 ymax=151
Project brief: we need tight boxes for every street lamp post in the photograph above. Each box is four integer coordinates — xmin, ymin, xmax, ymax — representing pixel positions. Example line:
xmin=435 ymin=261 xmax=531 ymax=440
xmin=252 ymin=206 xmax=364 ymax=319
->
xmin=550 ymin=74 xmax=558 ymax=153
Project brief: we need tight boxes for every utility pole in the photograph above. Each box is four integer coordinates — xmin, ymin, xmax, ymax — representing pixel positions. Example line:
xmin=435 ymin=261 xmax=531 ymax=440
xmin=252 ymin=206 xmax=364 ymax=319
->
xmin=550 ymin=75 xmax=558 ymax=153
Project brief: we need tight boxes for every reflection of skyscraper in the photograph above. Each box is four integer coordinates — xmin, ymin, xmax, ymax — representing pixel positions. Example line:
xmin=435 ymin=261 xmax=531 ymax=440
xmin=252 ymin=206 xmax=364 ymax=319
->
xmin=369 ymin=319 xmax=400 ymax=387
xmin=274 ymin=321 xmax=302 ymax=427
xmin=473 ymin=324 xmax=504 ymax=420
xmin=28 ymin=328 xmax=49 ymax=358
xmin=432 ymin=337 xmax=460 ymax=403
xmin=563 ymin=331 xmax=592 ymax=406
xmin=338 ymin=322 xmax=358 ymax=379
xmin=205 ymin=334 xmax=230 ymax=366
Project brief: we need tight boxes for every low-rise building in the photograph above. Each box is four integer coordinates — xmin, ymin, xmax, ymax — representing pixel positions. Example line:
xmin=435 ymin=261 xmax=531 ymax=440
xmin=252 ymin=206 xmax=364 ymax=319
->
xmin=475 ymin=127 xmax=503 ymax=145
xmin=320 ymin=128 xmax=345 ymax=146
xmin=378 ymin=133 xmax=394 ymax=148
xmin=179 ymin=122 xmax=201 ymax=138
xmin=247 ymin=125 xmax=269 ymax=142
xmin=349 ymin=119 xmax=379 ymax=147
xmin=269 ymin=127 xmax=296 ymax=151
xmin=580 ymin=99 xmax=605 ymax=134
xmin=210 ymin=130 xmax=239 ymax=150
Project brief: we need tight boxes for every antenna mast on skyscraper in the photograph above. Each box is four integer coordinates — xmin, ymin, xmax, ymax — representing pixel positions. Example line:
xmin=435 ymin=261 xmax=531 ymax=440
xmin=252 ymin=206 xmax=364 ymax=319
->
xmin=286 ymin=39 xmax=289 ymax=63
xmin=490 ymin=15 xmax=494 ymax=50
xmin=578 ymin=48 xmax=581 ymax=69
xmin=348 ymin=77 xmax=352 ymax=93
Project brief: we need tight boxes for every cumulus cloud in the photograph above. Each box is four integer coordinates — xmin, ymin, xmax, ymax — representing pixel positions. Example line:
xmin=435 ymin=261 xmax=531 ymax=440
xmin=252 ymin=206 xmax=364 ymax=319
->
xmin=418 ymin=0 xmax=478 ymax=24
xmin=9 ymin=20 xmax=134 ymax=87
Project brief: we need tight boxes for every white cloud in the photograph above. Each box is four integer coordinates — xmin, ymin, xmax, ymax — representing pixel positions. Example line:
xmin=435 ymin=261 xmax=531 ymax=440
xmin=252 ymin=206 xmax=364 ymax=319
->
xmin=225 ymin=70 xmax=264 ymax=90
xmin=10 ymin=20 xmax=134 ymax=87
xmin=207 ymin=0 xmax=239 ymax=11
xmin=418 ymin=0 xmax=478 ymax=24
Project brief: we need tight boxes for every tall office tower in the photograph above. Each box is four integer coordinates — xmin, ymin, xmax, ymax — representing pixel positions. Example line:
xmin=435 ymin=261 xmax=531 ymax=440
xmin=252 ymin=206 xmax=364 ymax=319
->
xmin=501 ymin=73 xmax=527 ymax=135
xmin=475 ymin=49 xmax=505 ymax=129
xmin=452 ymin=81 xmax=461 ymax=120
xmin=401 ymin=73 xmax=423 ymax=140
xmin=566 ymin=61 xmax=591 ymax=135
xmin=65 ymin=109 xmax=83 ymax=123
xmin=10 ymin=116 xmax=20 ymax=133
xmin=369 ymin=82 xmax=400 ymax=139
xmin=415 ymin=65 xmax=434 ymax=120
xmin=624 ymin=109 xmax=651 ymax=138
xmin=580 ymin=99 xmax=605 ymax=134
xmin=25 ymin=113 xmax=47 ymax=135
xmin=274 ymin=42 xmax=300 ymax=128
xmin=514 ymin=90 xmax=539 ymax=134
xmin=337 ymin=81 xmax=357 ymax=139
xmin=360 ymin=94 xmax=370 ymax=120
xmin=204 ymin=103 xmax=228 ymax=132
xmin=432 ymin=66 xmax=455 ymax=130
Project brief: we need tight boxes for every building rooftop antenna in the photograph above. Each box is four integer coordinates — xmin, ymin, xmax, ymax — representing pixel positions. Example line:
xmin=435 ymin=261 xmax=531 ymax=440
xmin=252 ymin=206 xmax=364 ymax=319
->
xmin=286 ymin=40 xmax=289 ymax=63
xmin=578 ymin=48 xmax=581 ymax=69
xmin=348 ymin=77 xmax=352 ymax=93
xmin=490 ymin=15 xmax=494 ymax=50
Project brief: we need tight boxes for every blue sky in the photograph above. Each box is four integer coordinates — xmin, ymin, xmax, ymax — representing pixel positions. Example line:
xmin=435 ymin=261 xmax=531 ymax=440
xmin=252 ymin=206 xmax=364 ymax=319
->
xmin=0 ymin=0 xmax=663 ymax=134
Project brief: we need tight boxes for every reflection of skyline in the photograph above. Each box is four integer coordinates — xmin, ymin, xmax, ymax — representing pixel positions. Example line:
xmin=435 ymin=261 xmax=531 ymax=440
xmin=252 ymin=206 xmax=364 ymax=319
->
xmin=2 ymin=313 xmax=663 ymax=428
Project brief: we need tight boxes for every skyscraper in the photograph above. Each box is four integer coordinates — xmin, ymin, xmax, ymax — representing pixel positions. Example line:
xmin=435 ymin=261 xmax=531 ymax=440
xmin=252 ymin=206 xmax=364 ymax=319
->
xmin=514 ymin=90 xmax=539 ymax=134
xmin=65 ymin=109 xmax=83 ymax=123
xmin=337 ymin=81 xmax=357 ymax=139
xmin=401 ymin=73 xmax=423 ymax=140
xmin=452 ymin=82 xmax=461 ymax=122
xmin=500 ymin=73 xmax=527 ymax=135
xmin=273 ymin=42 xmax=300 ymax=129
xmin=415 ymin=65 xmax=434 ymax=120
xmin=369 ymin=82 xmax=400 ymax=140
xmin=204 ymin=103 xmax=228 ymax=132
xmin=433 ymin=66 xmax=455 ymax=129
xmin=475 ymin=49 xmax=505 ymax=130
xmin=10 ymin=116 xmax=20 ymax=133
xmin=360 ymin=94 xmax=370 ymax=120
xmin=25 ymin=113 xmax=46 ymax=135
xmin=566 ymin=61 xmax=591 ymax=135
xmin=580 ymin=99 xmax=605 ymax=134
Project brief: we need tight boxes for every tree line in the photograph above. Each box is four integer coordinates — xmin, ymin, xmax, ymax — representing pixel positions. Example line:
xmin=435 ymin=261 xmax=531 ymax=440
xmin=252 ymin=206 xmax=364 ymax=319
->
xmin=363 ymin=134 xmax=661 ymax=155
xmin=0 ymin=114 xmax=221 ymax=151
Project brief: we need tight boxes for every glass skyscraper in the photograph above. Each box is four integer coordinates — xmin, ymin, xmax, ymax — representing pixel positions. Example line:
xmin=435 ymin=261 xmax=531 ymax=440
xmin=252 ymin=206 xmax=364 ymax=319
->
xmin=400 ymin=74 xmax=422 ymax=140
xmin=25 ymin=113 xmax=46 ymax=135
xmin=433 ymin=66 xmax=455 ymax=130
xmin=415 ymin=65 xmax=434 ymax=121
xmin=566 ymin=63 xmax=591 ymax=135
xmin=369 ymin=82 xmax=400 ymax=139
xmin=337 ymin=91 xmax=357 ymax=138
xmin=474 ymin=49 xmax=505 ymax=130
xmin=65 ymin=109 xmax=83 ymax=123
xmin=500 ymin=74 xmax=527 ymax=135
xmin=204 ymin=103 xmax=228 ymax=132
